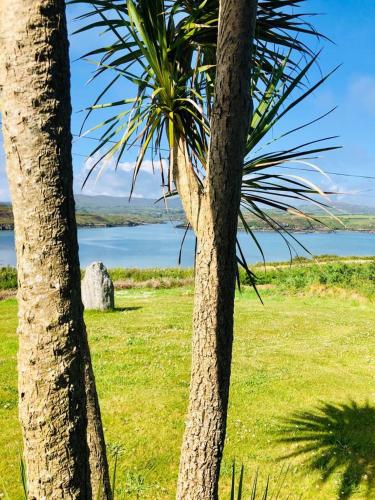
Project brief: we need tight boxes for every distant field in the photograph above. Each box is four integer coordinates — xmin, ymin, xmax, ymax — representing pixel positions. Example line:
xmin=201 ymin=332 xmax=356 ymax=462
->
xmin=0 ymin=276 xmax=374 ymax=497
xmin=2 ymin=256 xmax=375 ymax=301
xmin=0 ymin=203 xmax=183 ymax=229
xmin=238 ymin=213 xmax=375 ymax=232
xmin=0 ymin=204 xmax=13 ymax=229
xmin=2 ymin=202 xmax=375 ymax=231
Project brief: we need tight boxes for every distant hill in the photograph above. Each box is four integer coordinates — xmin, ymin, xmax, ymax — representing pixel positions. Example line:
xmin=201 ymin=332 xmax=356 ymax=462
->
xmin=0 ymin=203 xmax=13 ymax=229
xmin=1 ymin=196 xmax=375 ymax=231
xmin=332 ymin=202 xmax=375 ymax=215
xmin=74 ymin=194 xmax=182 ymax=214
xmin=74 ymin=195 xmax=374 ymax=216
xmin=299 ymin=201 xmax=375 ymax=216
xmin=1 ymin=194 xmax=373 ymax=215
xmin=0 ymin=195 xmax=185 ymax=230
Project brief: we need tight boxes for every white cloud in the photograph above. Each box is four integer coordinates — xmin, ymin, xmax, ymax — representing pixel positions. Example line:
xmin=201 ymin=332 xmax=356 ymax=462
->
xmin=74 ymin=155 xmax=169 ymax=199
xmin=117 ymin=159 xmax=163 ymax=174
xmin=0 ymin=139 xmax=168 ymax=201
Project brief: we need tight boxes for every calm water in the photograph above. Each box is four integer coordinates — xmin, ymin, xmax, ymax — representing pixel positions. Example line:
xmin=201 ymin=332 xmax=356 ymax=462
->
xmin=1 ymin=225 xmax=374 ymax=268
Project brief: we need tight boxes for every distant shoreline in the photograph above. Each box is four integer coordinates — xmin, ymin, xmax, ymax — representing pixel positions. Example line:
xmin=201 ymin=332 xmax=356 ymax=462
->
xmin=0 ymin=223 xmax=146 ymax=231
xmin=2 ymin=199 xmax=375 ymax=232
xmin=176 ymin=225 xmax=375 ymax=234
xmin=0 ymin=220 xmax=167 ymax=231
xmin=1 ymin=221 xmax=375 ymax=235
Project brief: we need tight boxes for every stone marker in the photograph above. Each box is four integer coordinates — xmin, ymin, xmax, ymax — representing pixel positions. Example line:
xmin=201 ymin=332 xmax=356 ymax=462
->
xmin=81 ymin=262 xmax=114 ymax=311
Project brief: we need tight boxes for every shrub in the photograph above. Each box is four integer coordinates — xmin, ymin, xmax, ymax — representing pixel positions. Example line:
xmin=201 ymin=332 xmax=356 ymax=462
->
xmin=0 ymin=267 xmax=17 ymax=289
xmin=247 ymin=260 xmax=375 ymax=299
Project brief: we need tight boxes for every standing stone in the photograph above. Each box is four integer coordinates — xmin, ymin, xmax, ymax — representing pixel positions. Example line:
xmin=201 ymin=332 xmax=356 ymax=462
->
xmin=82 ymin=262 xmax=114 ymax=311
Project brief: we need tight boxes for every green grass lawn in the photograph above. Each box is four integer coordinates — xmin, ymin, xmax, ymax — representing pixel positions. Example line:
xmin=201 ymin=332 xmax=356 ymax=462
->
xmin=0 ymin=288 xmax=374 ymax=498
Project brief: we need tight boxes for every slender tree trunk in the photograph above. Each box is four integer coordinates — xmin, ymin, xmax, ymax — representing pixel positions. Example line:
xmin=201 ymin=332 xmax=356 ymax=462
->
xmin=0 ymin=1 xmax=110 ymax=497
xmin=84 ymin=346 xmax=112 ymax=498
xmin=176 ymin=1 xmax=258 ymax=498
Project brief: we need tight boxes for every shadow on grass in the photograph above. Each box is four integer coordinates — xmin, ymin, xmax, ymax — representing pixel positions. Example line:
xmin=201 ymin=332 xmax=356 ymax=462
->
xmin=113 ymin=306 xmax=142 ymax=312
xmin=278 ymin=401 xmax=375 ymax=499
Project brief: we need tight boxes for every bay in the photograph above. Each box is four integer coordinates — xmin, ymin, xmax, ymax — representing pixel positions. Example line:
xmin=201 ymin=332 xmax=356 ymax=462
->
xmin=0 ymin=225 xmax=374 ymax=268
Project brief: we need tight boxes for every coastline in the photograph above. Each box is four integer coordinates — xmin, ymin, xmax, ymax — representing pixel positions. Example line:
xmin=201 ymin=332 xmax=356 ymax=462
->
xmin=174 ymin=223 xmax=375 ymax=234
xmin=0 ymin=220 xmax=166 ymax=231
xmin=1 ymin=221 xmax=375 ymax=234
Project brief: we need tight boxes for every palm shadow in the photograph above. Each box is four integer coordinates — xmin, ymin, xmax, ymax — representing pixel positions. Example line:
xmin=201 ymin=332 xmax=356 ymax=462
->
xmin=114 ymin=306 xmax=142 ymax=312
xmin=277 ymin=400 xmax=375 ymax=499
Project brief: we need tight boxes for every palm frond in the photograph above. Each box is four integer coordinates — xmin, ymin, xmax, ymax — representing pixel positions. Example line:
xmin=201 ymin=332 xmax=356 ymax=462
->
xmin=71 ymin=0 xmax=340 ymax=279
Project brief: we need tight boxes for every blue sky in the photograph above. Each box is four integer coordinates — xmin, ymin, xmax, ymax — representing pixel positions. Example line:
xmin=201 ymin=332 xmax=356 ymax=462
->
xmin=1 ymin=0 xmax=375 ymax=205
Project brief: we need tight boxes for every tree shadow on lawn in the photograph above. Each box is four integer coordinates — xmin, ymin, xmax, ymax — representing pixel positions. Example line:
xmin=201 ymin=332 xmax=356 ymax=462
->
xmin=277 ymin=400 xmax=375 ymax=499
xmin=113 ymin=306 xmax=142 ymax=312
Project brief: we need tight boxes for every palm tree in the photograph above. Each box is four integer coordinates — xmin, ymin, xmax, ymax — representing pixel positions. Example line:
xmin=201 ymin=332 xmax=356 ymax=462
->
xmin=0 ymin=1 xmax=110 ymax=497
xmin=175 ymin=3 xmax=258 ymax=497
xmin=72 ymin=0 xmax=338 ymax=496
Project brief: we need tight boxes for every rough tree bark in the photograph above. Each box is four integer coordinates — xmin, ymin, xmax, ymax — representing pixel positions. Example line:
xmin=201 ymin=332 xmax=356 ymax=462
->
xmin=176 ymin=1 xmax=258 ymax=498
xmin=0 ymin=1 xmax=111 ymax=497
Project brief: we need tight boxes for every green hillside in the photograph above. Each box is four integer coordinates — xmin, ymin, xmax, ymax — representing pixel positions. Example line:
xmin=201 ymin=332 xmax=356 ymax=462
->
xmin=2 ymin=200 xmax=375 ymax=231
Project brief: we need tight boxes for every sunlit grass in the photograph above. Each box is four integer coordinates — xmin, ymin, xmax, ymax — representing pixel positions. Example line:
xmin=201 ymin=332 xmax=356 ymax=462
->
xmin=0 ymin=287 xmax=374 ymax=498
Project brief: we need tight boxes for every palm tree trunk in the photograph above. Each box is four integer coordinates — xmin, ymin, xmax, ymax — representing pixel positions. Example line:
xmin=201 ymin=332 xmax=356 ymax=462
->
xmin=84 ymin=343 xmax=112 ymax=498
xmin=176 ymin=1 xmax=258 ymax=498
xmin=0 ymin=1 xmax=110 ymax=497
xmin=177 ymin=220 xmax=238 ymax=499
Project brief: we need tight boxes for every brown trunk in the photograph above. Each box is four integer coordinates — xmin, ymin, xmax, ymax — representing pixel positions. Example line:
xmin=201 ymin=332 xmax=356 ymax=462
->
xmin=0 ymin=1 xmax=110 ymax=497
xmin=176 ymin=219 xmax=238 ymax=499
xmin=176 ymin=1 xmax=258 ymax=498
xmin=84 ymin=344 xmax=112 ymax=498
